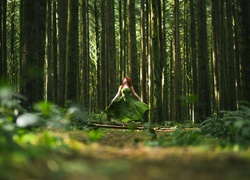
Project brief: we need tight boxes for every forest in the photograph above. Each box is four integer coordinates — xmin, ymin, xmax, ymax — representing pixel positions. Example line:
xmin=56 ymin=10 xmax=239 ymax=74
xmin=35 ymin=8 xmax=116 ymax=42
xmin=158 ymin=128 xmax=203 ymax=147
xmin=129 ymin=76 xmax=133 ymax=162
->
xmin=0 ymin=0 xmax=249 ymax=123
xmin=1 ymin=0 xmax=250 ymax=179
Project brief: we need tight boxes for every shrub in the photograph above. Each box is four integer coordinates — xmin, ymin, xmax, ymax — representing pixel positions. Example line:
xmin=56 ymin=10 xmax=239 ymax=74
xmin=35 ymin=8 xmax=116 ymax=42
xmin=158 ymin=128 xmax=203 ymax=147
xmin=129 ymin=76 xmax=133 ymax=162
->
xmin=199 ymin=105 xmax=250 ymax=145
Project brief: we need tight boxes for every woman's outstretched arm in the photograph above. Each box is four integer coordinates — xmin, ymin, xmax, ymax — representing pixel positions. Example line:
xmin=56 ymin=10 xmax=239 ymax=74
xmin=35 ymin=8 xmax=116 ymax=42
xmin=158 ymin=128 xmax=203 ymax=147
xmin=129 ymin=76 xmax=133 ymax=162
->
xmin=130 ymin=86 xmax=142 ymax=101
xmin=111 ymin=86 xmax=122 ymax=103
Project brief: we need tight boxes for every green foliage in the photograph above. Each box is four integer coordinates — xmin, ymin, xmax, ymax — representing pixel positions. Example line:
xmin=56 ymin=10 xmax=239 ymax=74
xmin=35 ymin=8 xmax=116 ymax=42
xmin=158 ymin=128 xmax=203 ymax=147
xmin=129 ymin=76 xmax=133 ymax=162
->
xmin=88 ymin=130 xmax=103 ymax=142
xmin=163 ymin=129 xmax=203 ymax=146
xmin=143 ymin=120 xmax=204 ymax=147
xmin=0 ymin=86 xmax=25 ymax=151
xmin=0 ymin=85 xmax=102 ymax=155
xmin=145 ymin=128 xmax=204 ymax=147
xmin=199 ymin=106 xmax=250 ymax=146
xmin=146 ymin=127 xmax=157 ymax=141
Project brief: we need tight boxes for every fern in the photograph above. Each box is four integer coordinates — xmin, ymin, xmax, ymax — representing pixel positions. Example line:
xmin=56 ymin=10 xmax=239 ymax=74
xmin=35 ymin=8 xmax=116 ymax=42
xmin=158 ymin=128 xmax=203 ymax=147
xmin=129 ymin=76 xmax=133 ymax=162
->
xmin=199 ymin=105 xmax=250 ymax=145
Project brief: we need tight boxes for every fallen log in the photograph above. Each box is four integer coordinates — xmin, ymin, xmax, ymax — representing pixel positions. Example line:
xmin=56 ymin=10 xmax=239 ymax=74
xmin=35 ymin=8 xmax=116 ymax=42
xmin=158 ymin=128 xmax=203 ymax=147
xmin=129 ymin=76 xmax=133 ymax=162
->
xmin=88 ymin=123 xmax=145 ymax=130
xmin=87 ymin=123 xmax=175 ymax=132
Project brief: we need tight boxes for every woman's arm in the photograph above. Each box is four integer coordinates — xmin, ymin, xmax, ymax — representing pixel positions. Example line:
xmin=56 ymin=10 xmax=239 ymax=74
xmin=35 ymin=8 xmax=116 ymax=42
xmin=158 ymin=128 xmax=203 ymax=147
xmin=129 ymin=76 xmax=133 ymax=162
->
xmin=111 ymin=86 xmax=122 ymax=103
xmin=131 ymin=86 xmax=142 ymax=102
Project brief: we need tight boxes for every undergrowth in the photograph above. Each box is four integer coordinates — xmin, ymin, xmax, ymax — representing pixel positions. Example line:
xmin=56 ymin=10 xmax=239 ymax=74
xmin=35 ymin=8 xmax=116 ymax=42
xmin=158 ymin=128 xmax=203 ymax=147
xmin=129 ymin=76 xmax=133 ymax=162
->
xmin=1 ymin=84 xmax=250 ymax=180
xmin=199 ymin=105 xmax=250 ymax=147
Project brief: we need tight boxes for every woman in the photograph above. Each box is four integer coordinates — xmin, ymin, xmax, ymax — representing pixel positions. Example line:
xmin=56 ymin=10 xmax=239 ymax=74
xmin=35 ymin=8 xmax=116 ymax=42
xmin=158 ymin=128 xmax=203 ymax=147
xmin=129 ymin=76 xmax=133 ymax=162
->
xmin=105 ymin=77 xmax=149 ymax=122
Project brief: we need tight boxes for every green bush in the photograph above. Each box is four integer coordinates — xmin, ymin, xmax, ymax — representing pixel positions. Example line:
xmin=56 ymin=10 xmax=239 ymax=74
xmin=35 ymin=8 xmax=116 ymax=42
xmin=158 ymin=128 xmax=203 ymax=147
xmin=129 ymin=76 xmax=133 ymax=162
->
xmin=199 ymin=105 xmax=250 ymax=145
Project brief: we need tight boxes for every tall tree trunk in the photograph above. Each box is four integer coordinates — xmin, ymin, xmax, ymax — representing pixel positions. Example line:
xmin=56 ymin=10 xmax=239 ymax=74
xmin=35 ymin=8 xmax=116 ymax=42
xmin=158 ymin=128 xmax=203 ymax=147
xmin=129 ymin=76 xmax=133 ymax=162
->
xmin=238 ymin=0 xmax=250 ymax=102
xmin=94 ymin=0 xmax=101 ymax=112
xmin=106 ymin=0 xmax=116 ymax=103
xmin=118 ymin=0 xmax=128 ymax=81
xmin=57 ymin=0 xmax=67 ymax=106
xmin=100 ymin=0 xmax=107 ymax=110
xmin=45 ymin=0 xmax=52 ymax=101
xmin=148 ymin=0 xmax=154 ymax=121
xmin=218 ymin=1 xmax=227 ymax=111
xmin=118 ymin=0 xmax=124 ymax=83
xmin=173 ymin=0 xmax=182 ymax=122
xmin=20 ymin=0 xmax=46 ymax=107
xmin=226 ymin=0 xmax=237 ymax=110
xmin=169 ymin=39 xmax=174 ymax=121
xmin=196 ymin=0 xmax=211 ymax=121
xmin=148 ymin=0 xmax=164 ymax=123
xmin=211 ymin=0 xmax=220 ymax=114
xmin=52 ymin=1 xmax=58 ymax=103
xmin=190 ymin=0 xmax=197 ymax=122
xmin=161 ymin=0 xmax=168 ymax=122
xmin=233 ymin=0 xmax=241 ymax=104
xmin=140 ymin=0 xmax=148 ymax=121
xmin=128 ymin=0 xmax=139 ymax=91
xmin=66 ymin=0 xmax=79 ymax=104
xmin=10 ymin=0 xmax=17 ymax=86
xmin=0 ymin=0 xmax=7 ymax=83
xmin=81 ymin=0 xmax=89 ymax=110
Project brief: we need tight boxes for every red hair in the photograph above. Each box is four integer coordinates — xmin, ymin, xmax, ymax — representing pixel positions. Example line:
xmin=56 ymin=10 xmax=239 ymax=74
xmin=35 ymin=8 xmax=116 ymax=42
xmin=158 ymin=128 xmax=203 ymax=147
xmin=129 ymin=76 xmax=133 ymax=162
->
xmin=121 ymin=76 xmax=133 ymax=89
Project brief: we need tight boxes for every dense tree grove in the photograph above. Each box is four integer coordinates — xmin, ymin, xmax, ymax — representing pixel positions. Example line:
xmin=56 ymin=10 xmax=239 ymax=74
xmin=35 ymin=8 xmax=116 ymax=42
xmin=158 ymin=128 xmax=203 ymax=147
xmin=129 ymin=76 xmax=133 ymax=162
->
xmin=1 ymin=0 xmax=250 ymax=123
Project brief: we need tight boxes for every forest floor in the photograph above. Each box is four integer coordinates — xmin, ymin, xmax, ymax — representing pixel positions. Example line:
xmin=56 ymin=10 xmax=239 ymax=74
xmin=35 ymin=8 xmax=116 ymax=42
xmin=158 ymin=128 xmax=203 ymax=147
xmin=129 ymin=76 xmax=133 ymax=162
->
xmin=2 ymin=127 xmax=250 ymax=180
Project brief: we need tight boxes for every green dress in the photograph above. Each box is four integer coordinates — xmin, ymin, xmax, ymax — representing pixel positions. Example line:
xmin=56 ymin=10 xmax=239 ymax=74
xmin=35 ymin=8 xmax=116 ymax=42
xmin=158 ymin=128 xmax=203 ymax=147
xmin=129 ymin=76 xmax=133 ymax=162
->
xmin=105 ymin=87 xmax=149 ymax=122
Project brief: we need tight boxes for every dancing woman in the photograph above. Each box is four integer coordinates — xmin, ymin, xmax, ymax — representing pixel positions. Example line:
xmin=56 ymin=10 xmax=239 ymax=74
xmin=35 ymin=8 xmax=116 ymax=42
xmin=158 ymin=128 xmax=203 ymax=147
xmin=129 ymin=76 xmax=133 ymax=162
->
xmin=105 ymin=77 xmax=149 ymax=122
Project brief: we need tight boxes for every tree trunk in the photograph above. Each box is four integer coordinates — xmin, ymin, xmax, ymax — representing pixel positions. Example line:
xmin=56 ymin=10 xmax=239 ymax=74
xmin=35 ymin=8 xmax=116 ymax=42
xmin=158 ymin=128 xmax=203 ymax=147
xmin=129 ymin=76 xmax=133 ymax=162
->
xmin=190 ymin=0 xmax=197 ymax=122
xmin=66 ymin=0 xmax=79 ymax=104
xmin=211 ymin=0 xmax=220 ymax=114
xmin=0 ymin=0 xmax=7 ymax=82
xmin=173 ymin=0 xmax=182 ymax=122
xmin=106 ymin=0 xmax=116 ymax=103
xmin=196 ymin=0 xmax=211 ymax=121
xmin=57 ymin=0 xmax=67 ymax=106
xmin=140 ymin=0 xmax=148 ymax=122
xmin=20 ymin=0 xmax=46 ymax=108
xmin=52 ymin=1 xmax=58 ymax=103
xmin=94 ymin=0 xmax=101 ymax=112
xmin=100 ymin=0 xmax=107 ymax=110
xmin=10 ymin=1 xmax=17 ymax=86
xmin=233 ymin=0 xmax=241 ymax=104
xmin=81 ymin=0 xmax=89 ymax=110
xmin=45 ymin=0 xmax=52 ymax=101
xmin=218 ymin=1 xmax=227 ymax=111
xmin=226 ymin=0 xmax=237 ymax=110
xmin=238 ymin=0 xmax=250 ymax=102
xmin=128 ymin=0 xmax=139 ymax=91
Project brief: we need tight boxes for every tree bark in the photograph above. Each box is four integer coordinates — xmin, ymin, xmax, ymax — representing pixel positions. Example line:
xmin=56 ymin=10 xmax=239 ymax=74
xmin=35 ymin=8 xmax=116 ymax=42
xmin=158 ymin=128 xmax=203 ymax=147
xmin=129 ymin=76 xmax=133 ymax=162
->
xmin=81 ymin=0 xmax=89 ymax=110
xmin=66 ymin=0 xmax=79 ymax=104
xmin=196 ymin=0 xmax=211 ymax=121
xmin=57 ymin=0 xmax=67 ymax=106
xmin=100 ymin=0 xmax=107 ymax=110
xmin=0 ymin=0 xmax=7 ymax=82
xmin=140 ymin=0 xmax=148 ymax=122
xmin=226 ymin=0 xmax=237 ymax=110
xmin=20 ymin=0 xmax=46 ymax=108
xmin=106 ymin=0 xmax=116 ymax=104
xmin=173 ymin=0 xmax=182 ymax=122
xmin=190 ymin=0 xmax=197 ymax=122
xmin=128 ymin=0 xmax=139 ymax=91
xmin=238 ymin=0 xmax=250 ymax=102
xmin=45 ymin=0 xmax=52 ymax=101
